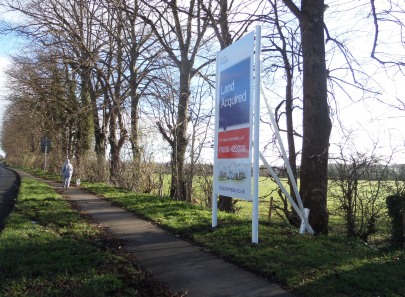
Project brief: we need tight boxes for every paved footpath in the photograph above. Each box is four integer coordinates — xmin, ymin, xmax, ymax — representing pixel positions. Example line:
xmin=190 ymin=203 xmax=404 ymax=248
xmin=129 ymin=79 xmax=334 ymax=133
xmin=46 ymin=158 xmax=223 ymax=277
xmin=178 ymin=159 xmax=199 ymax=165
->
xmin=18 ymin=171 xmax=294 ymax=297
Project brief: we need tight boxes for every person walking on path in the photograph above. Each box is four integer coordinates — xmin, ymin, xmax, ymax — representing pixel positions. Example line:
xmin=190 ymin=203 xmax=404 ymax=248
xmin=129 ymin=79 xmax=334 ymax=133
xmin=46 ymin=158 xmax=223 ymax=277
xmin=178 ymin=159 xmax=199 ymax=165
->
xmin=61 ymin=158 xmax=73 ymax=188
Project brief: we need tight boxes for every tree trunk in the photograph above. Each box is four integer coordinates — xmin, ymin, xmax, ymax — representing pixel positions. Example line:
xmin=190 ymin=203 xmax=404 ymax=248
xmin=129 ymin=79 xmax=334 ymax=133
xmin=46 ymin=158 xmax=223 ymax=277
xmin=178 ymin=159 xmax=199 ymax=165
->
xmin=76 ymin=67 xmax=93 ymax=157
xmin=218 ymin=195 xmax=235 ymax=212
xmin=299 ymin=0 xmax=332 ymax=234
xmin=74 ymin=66 xmax=94 ymax=179
xmin=110 ymin=138 xmax=121 ymax=185
xmin=285 ymin=68 xmax=300 ymax=226
xmin=170 ymin=61 xmax=191 ymax=201
xmin=92 ymin=89 xmax=106 ymax=160
xmin=129 ymin=9 xmax=142 ymax=167
xmin=217 ymin=0 xmax=235 ymax=212
xmin=108 ymin=108 xmax=127 ymax=185
xmin=130 ymin=90 xmax=141 ymax=165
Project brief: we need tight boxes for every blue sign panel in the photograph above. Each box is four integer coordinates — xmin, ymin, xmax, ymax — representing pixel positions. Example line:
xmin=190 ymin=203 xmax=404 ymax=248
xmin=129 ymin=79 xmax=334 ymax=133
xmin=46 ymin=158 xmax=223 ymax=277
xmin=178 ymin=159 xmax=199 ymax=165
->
xmin=219 ymin=57 xmax=251 ymax=131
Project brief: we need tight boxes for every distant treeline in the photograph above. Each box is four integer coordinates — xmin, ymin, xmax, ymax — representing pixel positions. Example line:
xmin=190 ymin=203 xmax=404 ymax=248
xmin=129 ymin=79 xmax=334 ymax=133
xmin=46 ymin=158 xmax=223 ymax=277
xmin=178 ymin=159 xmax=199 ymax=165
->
xmin=327 ymin=163 xmax=405 ymax=181
xmin=166 ymin=163 xmax=405 ymax=181
xmin=267 ymin=163 xmax=405 ymax=181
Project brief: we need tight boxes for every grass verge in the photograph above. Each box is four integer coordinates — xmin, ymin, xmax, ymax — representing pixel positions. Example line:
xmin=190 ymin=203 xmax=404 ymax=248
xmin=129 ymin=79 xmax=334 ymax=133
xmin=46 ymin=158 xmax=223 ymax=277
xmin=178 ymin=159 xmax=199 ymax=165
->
xmin=80 ymin=181 xmax=405 ymax=297
xmin=9 ymin=168 xmax=405 ymax=296
xmin=0 ymin=177 xmax=179 ymax=297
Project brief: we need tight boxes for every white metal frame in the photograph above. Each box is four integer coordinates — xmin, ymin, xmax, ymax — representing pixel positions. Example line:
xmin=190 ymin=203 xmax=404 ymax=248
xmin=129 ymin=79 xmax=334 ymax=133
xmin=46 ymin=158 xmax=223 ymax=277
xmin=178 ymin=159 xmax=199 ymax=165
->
xmin=260 ymin=84 xmax=314 ymax=235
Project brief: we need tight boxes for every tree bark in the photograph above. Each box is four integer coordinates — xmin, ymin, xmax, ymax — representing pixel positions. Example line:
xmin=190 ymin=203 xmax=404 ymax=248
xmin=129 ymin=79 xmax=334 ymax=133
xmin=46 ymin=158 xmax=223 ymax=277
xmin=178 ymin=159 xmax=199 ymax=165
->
xmin=285 ymin=67 xmax=300 ymax=226
xmin=299 ymin=0 xmax=332 ymax=234
xmin=214 ymin=0 xmax=235 ymax=212
xmin=75 ymin=66 xmax=94 ymax=173
xmin=274 ymin=0 xmax=300 ymax=224
xmin=170 ymin=60 xmax=192 ymax=201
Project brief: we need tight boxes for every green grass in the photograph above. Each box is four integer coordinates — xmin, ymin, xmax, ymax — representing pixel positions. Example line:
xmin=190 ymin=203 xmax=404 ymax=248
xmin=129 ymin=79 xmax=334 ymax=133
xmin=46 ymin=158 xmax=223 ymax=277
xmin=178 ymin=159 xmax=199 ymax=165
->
xmin=9 ymin=169 xmax=405 ymax=296
xmin=0 ymin=178 xmax=176 ymax=297
xmin=80 ymin=181 xmax=405 ymax=297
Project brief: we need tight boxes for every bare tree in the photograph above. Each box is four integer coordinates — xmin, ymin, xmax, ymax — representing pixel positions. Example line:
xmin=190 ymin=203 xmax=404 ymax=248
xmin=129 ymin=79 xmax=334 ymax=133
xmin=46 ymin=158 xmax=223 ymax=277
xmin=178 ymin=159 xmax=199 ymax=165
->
xmin=2 ymin=48 xmax=79 ymax=168
xmin=139 ymin=0 xmax=213 ymax=201
xmin=1 ymin=0 xmax=163 ymax=183
xmin=108 ymin=0 xmax=162 ymax=166
xmin=1 ymin=101 xmax=41 ymax=166
xmin=260 ymin=0 xmax=302 ymax=225
xmin=274 ymin=0 xmax=331 ymax=234
xmin=367 ymin=0 xmax=405 ymax=113
xmin=258 ymin=0 xmax=404 ymax=234
xmin=187 ymin=67 xmax=215 ymax=203
xmin=369 ymin=0 xmax=405 ymax=68
xmin=1 ymin=0 xmax=109 ymax=170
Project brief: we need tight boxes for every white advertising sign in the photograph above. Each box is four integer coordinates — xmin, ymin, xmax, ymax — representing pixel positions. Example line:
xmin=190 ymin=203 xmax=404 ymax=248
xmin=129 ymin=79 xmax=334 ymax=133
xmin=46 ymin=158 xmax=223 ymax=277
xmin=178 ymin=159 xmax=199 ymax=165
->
xmin=213 ymin=31 xmax=255 ymax=201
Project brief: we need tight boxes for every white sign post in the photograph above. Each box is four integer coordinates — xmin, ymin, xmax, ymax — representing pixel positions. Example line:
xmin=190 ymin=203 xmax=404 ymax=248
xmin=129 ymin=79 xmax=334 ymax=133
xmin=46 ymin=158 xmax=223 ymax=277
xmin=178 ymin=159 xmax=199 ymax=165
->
xmin=212 ymin=26 xmax=261 ymax=244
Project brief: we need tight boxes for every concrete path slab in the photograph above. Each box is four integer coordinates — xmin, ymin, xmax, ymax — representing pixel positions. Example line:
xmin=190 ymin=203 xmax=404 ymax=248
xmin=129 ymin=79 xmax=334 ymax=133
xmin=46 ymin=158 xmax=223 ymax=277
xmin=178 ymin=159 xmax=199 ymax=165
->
xmin=19 ymin=171 xmax=294 ymax=297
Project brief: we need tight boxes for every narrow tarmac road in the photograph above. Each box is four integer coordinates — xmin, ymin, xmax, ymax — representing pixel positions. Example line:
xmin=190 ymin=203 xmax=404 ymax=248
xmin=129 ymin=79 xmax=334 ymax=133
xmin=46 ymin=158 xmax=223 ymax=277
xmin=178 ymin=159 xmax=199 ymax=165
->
xmin=0 ymin=165 xmax=19 ymax=230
